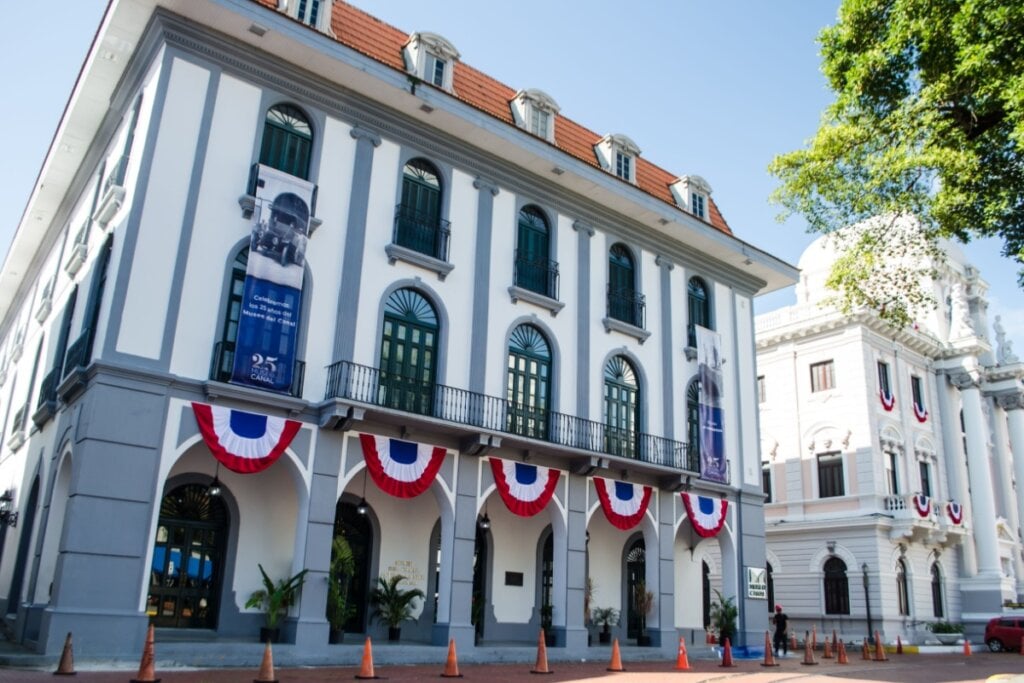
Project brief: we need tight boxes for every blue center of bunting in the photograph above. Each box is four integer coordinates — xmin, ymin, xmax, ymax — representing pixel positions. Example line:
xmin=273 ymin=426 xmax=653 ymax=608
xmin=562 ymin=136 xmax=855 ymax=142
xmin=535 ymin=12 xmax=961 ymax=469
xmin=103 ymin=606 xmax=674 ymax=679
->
xmin=514 ymin=463 xmax=537 ymax=484
xmin=698 ymin=496 xmax=714 ymax=515
xmin=389 ymin=439 xmax=418 ymax=464
xmin=229 ymin=410 xmax=267 ymax=438
xmin=614 ymin=481 xmax=632 ymax=501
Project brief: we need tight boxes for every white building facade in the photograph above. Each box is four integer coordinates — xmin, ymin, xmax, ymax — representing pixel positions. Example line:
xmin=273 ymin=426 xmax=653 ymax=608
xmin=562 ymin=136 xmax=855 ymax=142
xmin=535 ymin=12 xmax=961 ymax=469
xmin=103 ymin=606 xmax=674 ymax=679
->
xmin=0 ymin=0 xmax=795 ymax=658
xmin=757 ymin=230 xmax=1024 ymax=644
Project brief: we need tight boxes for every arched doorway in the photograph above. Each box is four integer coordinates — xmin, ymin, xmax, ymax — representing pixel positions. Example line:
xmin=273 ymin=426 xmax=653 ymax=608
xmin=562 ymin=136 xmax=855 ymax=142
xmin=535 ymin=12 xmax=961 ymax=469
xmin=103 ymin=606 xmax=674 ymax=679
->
xmin=6 ymin=477 xmax=39 ymax=615
xmin=472 ymin=524 xmax=490 ymax=640
xmin=147 ymin=484 xmax=228 ymax=628
xmin=625 ymin=538 xmax=645 ymax=639
xmin=702 ymin=561 xmax=711 ymax=628
xmin=334 ymin=500 xmax=373 ymax=633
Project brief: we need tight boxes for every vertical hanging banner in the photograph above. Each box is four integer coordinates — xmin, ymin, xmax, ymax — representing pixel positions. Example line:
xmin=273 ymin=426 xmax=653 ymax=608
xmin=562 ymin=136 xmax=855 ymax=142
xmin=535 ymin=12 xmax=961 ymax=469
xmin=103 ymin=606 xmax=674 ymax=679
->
xmin=231 ymin=164 xmax=314 ymax=393
xmin=696 ymin=326 xmax=727 ymax=482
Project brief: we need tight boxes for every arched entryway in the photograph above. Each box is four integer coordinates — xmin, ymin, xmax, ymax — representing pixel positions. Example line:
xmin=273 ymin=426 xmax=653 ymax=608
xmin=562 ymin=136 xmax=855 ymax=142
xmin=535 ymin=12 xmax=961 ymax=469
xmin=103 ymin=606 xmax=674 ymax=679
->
xmin=333 ymin=500 xmax=373 ymax=633
xmin=625 ymin=538 xmax=645 ymax=639
xmin=702 ymin=561 xmax=711 ymax=628
xmin=147 ymin=484 xmax=228 ymax=628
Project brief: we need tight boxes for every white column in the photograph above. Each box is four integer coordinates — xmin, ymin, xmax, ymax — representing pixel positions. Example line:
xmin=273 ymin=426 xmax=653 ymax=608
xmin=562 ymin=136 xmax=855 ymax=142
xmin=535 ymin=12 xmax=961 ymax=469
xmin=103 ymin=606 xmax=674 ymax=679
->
xmin=989 ymin=396 xmax=1020 ymax=533
xmin=935 ymin=372 xmax=977 ymax=575
xmin=951 ymin=372 xmax=1001 ymax=578
xmin=999 ymin=392 xmax=1024 ymax=569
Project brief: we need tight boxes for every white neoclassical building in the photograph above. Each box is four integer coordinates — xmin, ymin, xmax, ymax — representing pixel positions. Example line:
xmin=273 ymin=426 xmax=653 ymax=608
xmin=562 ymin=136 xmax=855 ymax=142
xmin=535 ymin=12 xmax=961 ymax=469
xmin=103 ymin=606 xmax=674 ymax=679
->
xmin=0 ymin=0 xmax=795 ymax=660
xmin=757 ymin=225 xmax=1024 ymax=644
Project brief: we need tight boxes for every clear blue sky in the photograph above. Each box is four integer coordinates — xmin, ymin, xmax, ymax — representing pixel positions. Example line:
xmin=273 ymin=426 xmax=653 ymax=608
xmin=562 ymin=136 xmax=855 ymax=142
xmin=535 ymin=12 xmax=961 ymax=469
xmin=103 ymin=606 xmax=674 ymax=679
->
xmin=2 ymin=0 xmax=1021 ymax=351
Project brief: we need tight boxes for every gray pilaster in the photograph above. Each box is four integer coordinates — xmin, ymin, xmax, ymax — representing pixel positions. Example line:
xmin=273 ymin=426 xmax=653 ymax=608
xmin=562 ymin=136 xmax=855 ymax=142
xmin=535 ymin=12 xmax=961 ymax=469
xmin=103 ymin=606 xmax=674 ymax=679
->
xmin=333 ymin=126 xmax=382 ymax=363
xmin=433 ymin=454 xmax=477 ymax=650
xmin=737 ymin=487 xmax=769 ymax=649
xmin=468 ymin=177 xmax=499 ymax=394
xmin=559 ymin=474 xmax=590 ymax=648
xmin=572 ymin=220 xmax=594 ymax=419
xmin=656 ymin=255 xmax=675 ymax=440
xmin=654 ymin=488 xmax=677 ymax=653
xmin=292 ymin=429 xmax=343 ymax=651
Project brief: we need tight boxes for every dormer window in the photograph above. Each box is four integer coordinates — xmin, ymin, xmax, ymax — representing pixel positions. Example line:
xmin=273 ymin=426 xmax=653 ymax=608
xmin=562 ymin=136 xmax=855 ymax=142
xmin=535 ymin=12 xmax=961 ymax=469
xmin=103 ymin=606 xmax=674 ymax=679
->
xmin=511 ymin=89 xmax=560 ymax=142
xmin=404 ymin=32 xmax=460 ymax=93
xmin=595 ymin=134 xmax=641 ymax=184
xmin=670 ymin=174 xmax=713 ymax=220
xmin=279 ymin=0 xmax=333 ymax=33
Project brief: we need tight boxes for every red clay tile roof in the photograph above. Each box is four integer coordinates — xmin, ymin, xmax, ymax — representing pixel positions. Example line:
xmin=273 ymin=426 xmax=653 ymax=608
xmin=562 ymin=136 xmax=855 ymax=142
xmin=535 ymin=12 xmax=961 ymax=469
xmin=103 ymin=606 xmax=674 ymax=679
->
xmin=257 ymin=0 xmax=732 ymax=235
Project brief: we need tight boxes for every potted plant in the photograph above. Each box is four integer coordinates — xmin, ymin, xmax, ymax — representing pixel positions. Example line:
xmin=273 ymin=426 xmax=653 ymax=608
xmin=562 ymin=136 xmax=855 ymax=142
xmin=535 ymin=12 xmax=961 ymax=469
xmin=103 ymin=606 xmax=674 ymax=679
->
xmin=245 ymin=564 xmax=308 ymax=643
xmin=592 ymin=606 xmax=619 ymax=644
xmin=369 ymin=574 xmax=425 ymax=642
xmin=930 ymin=621 xmax=964 ymax=645
xmin=326 ymin=536 xmax=356 ymax=644
xmin=709 ymin=589 xmax=738 ymax=647
xmin=633 ymin=581 xmax=655 ymax=646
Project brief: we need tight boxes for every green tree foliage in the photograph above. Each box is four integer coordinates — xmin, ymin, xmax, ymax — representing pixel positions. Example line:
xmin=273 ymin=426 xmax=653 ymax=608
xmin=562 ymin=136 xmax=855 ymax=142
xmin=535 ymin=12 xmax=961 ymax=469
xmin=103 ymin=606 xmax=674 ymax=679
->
xmin=770 ymin=0 xmax=1024 ymax=325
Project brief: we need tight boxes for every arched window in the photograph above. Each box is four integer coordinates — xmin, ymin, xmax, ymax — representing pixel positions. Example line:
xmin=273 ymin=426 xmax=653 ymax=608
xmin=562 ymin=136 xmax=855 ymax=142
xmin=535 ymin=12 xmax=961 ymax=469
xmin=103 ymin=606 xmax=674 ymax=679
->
xmin=687 ymin=379 xmax=700 ymax=467
xmin=212 ymin=248 xmax=305 ymax=397
xmin=604 ymin=356 xmax=639 ymax=458
xmin=515 ymin=206 xmax=555 ymax=298
xmin=608 ymin=244 xmax=642 ymax=327
xmin=823 ymin=557 xmax=850 ymax=615
xmin=931 ymin=563 xmax=944 ymax=618
xmin=506 ymin=324 xmax=551 ymax=439
xmin=625 ymin=539 xmax=645 ymax=639
xmin=896 ymin=559 xmax=909 ymax=616
xmin=687 ymin=276 xmax=710 ymax=347
xmin=767 ymin=562 xmax=775 ymax=614
xmin=380 ymin=288 xmax=438 ymax=415
xmin=396 ymin=159 xmax=448 ymax=260
xmin=259 ymin=104 xmax=312 ymax=179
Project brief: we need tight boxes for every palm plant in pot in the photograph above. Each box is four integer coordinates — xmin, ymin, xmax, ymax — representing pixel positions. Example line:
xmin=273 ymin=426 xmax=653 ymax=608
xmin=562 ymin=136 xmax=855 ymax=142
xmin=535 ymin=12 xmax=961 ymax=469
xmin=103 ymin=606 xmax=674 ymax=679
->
xmin=326 ymin=535 xmax=356 ymax=644
xmin=245 ymin=564 xmax=308 ymax=643
xmin=929 ymin=621 xmax=963 ymax=645
xmin=709 ymin=589 xmax=738 ymax=647
xmin=633 ymin=581 xmax=655 ymax=646
xmin=369 ymin=574 xmax=425 ymax=642
xmin=592 ymin=606 xmax=619 ymax=645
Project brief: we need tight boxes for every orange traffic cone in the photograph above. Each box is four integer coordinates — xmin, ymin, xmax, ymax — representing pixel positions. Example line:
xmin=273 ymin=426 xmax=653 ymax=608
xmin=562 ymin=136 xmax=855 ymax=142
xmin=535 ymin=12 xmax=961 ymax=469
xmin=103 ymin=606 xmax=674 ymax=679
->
xmin=789 ymin=631 xmax=798 ymax=652
xmin=54 ymin=632 xmax=76 ymax=676
xmin=355 ymin=636 xmax=379 ymax=680
xmin=896 ymin=635 xmax=903 ymax=654
xmin=531 ymin=629 xmax=553 ymax=674
xmin=253 ymin=641 xmax=278 ymax=683
xmin=675 ymin=636 xmax=690 ymax=670
xmin=709 ymin=632 xmax=717 ymax=645
xmin=130 ymin=624 xmax=159 ymax=683
xmin=837 ymin=640 xmax=849 ymax=664
xmin=440 ymin=638 xmax=462 ymax=678
xmin=801 ymin=632 xmax=818 ymax=666
xmin=719 ymin=637 xmax=736 ymax=667
xmin=873 ymin=631 xmax=888 ymax=661
xmin=607 ymin=638 xmax=625 ymax=672
xmin=862 ymin=638 xmax=871 ymax=660
xmin=823 ymin=635 xmax=833 ymax=659
xmin=963 ymin=639 xmax=972 ymax=656
xmin=761 ymin=631 xmax=778 ymax=667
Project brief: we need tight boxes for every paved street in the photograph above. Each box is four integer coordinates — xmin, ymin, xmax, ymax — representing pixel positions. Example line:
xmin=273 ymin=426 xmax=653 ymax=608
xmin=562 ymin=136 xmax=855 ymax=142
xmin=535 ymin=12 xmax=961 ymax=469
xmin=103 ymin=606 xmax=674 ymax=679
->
xmin=1 ymin=652 xmax=1022 ymax=682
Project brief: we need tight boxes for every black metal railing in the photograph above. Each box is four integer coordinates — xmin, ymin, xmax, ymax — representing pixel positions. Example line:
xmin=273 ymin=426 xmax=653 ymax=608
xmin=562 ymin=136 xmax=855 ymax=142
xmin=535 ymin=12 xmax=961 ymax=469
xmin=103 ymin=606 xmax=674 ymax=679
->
xmin=36 ymin=368 xmax=61 ymax=409
xmin=393 ymin=204 xmax=451 ymax=262
xmin=325 ymin=360 xmax=699 ymax=472
xmin=104 ymin=154 xmax=130 ymax=194
xmin=63 ymin=329 xmax=92 ymax=378
xmin=607 ymin=286 xmax=646 ymax=328
xmin=514 ymin=251 xmax=560 ymax=300
xmin=210 ymin=341 xmax=305 ymax=398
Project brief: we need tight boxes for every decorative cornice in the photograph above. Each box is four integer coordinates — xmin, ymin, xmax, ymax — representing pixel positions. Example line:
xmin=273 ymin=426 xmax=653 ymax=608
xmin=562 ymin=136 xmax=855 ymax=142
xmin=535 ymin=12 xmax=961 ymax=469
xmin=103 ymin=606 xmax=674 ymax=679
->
xmin=996 ymin=392 xmax=1024 ymax=412
xmin=948 ymin=371 xmax=980 ymax=391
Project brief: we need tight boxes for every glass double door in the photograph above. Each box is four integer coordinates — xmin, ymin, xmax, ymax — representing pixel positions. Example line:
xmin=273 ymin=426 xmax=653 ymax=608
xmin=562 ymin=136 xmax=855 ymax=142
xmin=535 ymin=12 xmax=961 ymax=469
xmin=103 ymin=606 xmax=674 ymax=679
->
xmin=380 ymin=315 xmax=436 ymax=415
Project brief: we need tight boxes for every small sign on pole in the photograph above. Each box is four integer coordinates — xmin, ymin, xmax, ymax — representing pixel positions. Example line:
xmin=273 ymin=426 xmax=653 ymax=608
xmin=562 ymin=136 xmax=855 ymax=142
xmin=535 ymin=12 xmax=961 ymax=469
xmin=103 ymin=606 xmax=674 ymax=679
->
xmin=747 ymin=566 xmax=767 ymax=599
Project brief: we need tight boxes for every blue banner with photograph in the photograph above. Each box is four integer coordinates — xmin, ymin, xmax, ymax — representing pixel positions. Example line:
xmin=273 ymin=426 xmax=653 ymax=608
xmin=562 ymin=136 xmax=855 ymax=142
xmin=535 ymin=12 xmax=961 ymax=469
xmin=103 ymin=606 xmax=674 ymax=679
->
xmin=697 ymin=326 xmax=727 ymax=483
xmin=231 ymin=165 xmax=313 ymax=393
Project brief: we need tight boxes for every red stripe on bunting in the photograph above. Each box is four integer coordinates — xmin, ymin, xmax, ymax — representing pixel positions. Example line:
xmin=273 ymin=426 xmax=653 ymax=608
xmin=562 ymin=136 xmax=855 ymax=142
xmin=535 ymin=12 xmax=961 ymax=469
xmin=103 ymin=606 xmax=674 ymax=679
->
xmin=192 ymin=402 xmax=300 ymax=474
xmin=489 ymin=458 xmax=560 ymax=517
xmin=593 ymin=477 xmax=652 ymax=530
xmin=359 ymin=434 xmax=446 ymax=499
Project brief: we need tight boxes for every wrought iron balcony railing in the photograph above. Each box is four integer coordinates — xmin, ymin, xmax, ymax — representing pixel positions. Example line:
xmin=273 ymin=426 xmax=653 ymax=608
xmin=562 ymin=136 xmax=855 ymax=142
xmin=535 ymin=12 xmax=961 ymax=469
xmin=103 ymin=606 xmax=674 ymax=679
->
xmin=210 ymin=341 xmax=305 ymax=398
xmin=325 ymin=360 xmax=699 ymax=472
xmin=63 ymin=328 xmax=92 ymax=378
xmin=104 ymin=154 xmax=130 ymax=195
xmin=514 ymin=251 xmax=560 ymax=300
xmin=607 ymin=286 xmax=646 ymax=329
xmin=393 ymin=204 xmax=451 ymax=262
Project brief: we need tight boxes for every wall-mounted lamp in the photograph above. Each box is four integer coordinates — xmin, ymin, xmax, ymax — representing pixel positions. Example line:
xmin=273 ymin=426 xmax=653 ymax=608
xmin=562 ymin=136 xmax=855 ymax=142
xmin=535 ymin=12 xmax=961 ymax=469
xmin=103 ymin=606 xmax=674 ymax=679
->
xmin=207 ymin=462 xmax=222 ymax=497
xmin=356 ymin=470 xmax=369 ymax=515
xmin=478 ymin=510 xmax=491 ymax=530
xmin=0 ymin=490 xmax=18 ymax=527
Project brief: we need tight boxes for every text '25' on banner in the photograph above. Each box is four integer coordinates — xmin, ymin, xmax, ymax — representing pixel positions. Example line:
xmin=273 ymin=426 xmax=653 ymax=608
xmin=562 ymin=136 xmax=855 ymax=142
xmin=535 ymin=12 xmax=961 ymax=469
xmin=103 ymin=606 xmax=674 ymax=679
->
xmin=231 ymin=164 xmax=314 ymax=393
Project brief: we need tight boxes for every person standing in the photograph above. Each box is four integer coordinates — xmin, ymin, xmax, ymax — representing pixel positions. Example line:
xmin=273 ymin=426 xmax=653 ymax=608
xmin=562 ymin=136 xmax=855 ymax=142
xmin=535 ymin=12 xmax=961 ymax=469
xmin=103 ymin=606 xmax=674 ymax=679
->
xmin=772 ymin=604 xmax=789 ymax=657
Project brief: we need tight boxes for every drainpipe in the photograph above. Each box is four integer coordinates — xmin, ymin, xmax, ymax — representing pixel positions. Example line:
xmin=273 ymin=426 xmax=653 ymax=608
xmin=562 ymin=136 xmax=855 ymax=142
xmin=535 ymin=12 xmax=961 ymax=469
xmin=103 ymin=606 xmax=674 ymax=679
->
xmin=863 ymin=563 xmax=874 ymax=644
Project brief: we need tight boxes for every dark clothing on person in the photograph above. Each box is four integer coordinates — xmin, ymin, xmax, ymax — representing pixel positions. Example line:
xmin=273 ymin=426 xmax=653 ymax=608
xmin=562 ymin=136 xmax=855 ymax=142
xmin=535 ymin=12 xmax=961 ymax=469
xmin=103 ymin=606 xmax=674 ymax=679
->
xmin=772 ymin=612 xmax=789 ymax=655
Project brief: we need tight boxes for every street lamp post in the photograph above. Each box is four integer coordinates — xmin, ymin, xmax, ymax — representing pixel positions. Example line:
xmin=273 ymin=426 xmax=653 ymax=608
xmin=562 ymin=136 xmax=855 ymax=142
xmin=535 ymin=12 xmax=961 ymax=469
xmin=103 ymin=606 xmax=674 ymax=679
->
xmin=862 ymin=563 xmax=873 ymax=645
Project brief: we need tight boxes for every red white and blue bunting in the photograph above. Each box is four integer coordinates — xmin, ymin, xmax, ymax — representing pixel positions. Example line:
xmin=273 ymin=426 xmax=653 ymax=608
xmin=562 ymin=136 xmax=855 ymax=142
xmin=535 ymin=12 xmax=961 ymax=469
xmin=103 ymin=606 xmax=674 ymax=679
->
xmin=682 ymin=493 xmax=729 ymax=538
xmin=913 ymin=493 xmax=932 ymax=518
xmin=359 ymin=434 xmax=446 ymax=499
xmin=192 ymin=402 xmax=301 ymax=474
xmin=880 ymin=389 xmax=895 ymax=411
xmin=489 ymin=458 xmax=561 ymax=517
xmin=947 ymin=500 xmax=963 ymax=525
xmin=913 ymin=400 xmax=928 ymax=423
xmin=593 ymin=477 xmax=652 ymax=530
